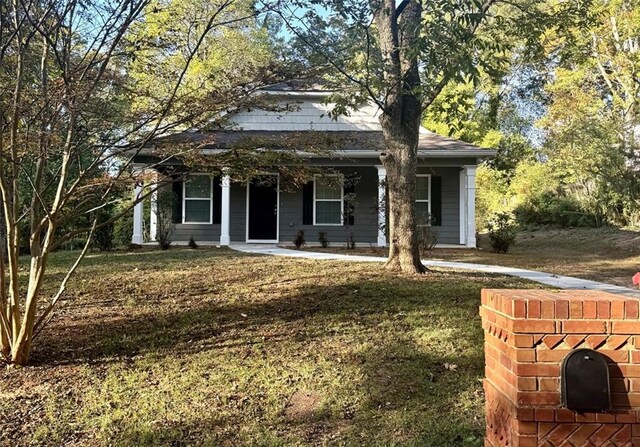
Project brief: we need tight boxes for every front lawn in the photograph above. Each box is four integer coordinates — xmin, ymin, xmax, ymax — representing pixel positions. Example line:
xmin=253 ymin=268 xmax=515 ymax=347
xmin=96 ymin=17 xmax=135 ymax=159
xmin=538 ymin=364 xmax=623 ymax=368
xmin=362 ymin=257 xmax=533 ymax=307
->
xmin=1 ymin=248 xmax=539 ymax=446
xmin=299 ymin=227 xmax=640 ymax=288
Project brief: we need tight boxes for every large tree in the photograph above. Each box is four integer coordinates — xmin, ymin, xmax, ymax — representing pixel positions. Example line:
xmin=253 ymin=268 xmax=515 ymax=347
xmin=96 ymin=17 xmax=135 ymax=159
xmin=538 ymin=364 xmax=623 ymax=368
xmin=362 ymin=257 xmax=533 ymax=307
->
xmin=0 ymin=0 xmax=279 ymax=365
xmin=273 ymin=0 xmax=524 ymax=273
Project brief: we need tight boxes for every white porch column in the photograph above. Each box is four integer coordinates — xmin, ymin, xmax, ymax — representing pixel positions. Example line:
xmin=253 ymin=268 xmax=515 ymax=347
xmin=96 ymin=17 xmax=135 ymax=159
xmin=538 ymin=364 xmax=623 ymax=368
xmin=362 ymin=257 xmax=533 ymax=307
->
xmin=459 ymin=169 xmax=467 ymax=245
xmin=131 ymin=167 xmax=144 ymax=245
xmin=149 ymin=171 xmax=158 ymax=242
xmin=375 ymin=165 xmax=387 ymax=247
xmin=462 ymin=165 xmax=477 ymax=248
xmin=219 ymin=171 xmax=231 ymax=246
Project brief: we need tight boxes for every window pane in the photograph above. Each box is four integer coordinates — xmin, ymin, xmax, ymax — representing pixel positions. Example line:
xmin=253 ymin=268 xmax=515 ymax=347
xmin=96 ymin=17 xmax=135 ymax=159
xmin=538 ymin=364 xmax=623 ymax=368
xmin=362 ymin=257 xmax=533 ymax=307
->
xmin=415 ymin=201 xmax=431 ymax=224
xmin=316 ymin=177 xmax=342 ymax=200
xmin=416 ymin=176 xmax=430 ymax=201
xmin=185 ymin=176 xmax=211 ymax=199
xmin=316 ymin=201 xmax=342 ymax=224
xmin=185 ymin=200 xmax=211 ymax=223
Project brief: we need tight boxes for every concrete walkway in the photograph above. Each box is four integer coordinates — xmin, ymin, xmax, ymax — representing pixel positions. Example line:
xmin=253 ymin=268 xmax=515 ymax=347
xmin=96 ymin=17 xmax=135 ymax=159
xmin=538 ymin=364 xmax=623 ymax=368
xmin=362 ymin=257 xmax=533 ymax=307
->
xmin=230 ymin=243 xmax=640 ymax=297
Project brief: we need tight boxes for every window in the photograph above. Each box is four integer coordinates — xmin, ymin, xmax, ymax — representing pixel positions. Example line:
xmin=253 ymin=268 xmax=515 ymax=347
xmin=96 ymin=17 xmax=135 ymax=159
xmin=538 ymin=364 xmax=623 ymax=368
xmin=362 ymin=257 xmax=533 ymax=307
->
xmin=183 ymin=175 xmax=212 ymax=223
xmin=314 ymin=176 xmax=343 ymax=225
xmin=415 ymin=175 xmax=431 ymax=225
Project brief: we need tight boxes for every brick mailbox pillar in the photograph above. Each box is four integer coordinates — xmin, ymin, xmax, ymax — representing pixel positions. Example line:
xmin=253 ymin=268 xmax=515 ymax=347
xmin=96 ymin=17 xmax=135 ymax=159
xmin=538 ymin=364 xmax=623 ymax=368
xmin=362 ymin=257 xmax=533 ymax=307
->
xmin=480 ymin=289 xmax=640 ymax=447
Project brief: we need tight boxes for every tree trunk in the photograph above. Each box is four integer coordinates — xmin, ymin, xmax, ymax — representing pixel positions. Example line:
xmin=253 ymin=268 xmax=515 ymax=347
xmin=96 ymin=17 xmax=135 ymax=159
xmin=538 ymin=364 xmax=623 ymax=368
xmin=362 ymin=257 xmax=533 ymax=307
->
xmin=382 ymin=140 xmax=426 ymax=273
xmin=372 ymin=0 xmax=426 ymax=273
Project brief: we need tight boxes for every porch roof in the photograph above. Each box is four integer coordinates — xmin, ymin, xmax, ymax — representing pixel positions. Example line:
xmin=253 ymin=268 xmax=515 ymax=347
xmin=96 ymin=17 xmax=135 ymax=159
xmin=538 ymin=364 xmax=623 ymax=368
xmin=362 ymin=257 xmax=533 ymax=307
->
xmin=140 ymin=130 xmax=495 ymax=159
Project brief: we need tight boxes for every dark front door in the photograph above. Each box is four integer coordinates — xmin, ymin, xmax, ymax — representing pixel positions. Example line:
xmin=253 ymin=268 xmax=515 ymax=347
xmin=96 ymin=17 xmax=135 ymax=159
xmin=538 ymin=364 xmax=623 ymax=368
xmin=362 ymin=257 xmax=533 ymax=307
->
xmin=248 ymin=175 xmax=278 ymax=241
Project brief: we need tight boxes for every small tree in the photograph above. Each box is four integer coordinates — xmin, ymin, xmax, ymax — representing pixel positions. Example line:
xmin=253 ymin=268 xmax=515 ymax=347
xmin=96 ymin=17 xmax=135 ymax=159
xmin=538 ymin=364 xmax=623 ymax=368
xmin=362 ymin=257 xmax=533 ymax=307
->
xmin=0 ymin=0 xmax=278 ymax=365
xmin=155 ymin=190 xmax=177 ymax=250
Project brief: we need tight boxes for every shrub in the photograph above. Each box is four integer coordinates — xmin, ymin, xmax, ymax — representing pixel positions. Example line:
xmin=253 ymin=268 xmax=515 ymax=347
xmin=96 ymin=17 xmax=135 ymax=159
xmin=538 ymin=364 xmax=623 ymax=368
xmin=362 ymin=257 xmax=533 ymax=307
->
xmin=416 ymin=213 xmax=439 ymax=252
xmin=514 ymin=193 xmax=599 ymax=228
xmin=188 ymin=235 xmax=198 ymax=249
xmin=113 ymin=206 xmax=133 ymax=248
xmin=93 ymin=210 xmax=115 ymax=251
xmin=487 ymin=212 xmax=517 ymax=253
xmin=347 ymin=232 xmax=355 ymax=249
xmin=293 ymin=230 xmax=305 ymax=249
xmin=417 ymin=225 xmax=439 ymax=252
xmin=156 ymin=189 xmax=176 ymax=250
xmin=318 ymin=231 xmax=329 ymax=248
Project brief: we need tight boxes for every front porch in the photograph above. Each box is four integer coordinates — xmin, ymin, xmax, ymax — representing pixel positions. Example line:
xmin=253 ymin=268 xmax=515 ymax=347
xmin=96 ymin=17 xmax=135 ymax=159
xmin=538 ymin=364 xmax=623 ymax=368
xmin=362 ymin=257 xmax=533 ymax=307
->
xmin=131 ymin=163 xmax=479 ymax=248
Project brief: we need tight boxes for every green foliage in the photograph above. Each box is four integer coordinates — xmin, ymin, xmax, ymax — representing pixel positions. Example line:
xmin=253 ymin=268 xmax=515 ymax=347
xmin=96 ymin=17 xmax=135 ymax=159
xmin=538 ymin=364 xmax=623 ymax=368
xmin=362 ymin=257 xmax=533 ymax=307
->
xmin=487 ymin=212 xmax=517 ymax=253
xmin=156 ymin=190 xmax=177 ymax=250
xmin=514 ymin=193 xmax=601 ymax=228
xmin=93 ymin=210 xmax=116 ymax=252
xmin=114 ymin=206 xmax=134 ymax=249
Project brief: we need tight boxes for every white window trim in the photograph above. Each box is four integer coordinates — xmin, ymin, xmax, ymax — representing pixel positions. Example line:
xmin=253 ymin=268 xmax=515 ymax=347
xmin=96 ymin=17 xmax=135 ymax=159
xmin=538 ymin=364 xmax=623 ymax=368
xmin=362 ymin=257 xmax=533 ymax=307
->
xmin=313 ymin=175 xmax=344 ymax=226
xmin=416 ymin=174 xmax=432 ymax=225
xmin=183 ymin=174 xmax=213 ymax=224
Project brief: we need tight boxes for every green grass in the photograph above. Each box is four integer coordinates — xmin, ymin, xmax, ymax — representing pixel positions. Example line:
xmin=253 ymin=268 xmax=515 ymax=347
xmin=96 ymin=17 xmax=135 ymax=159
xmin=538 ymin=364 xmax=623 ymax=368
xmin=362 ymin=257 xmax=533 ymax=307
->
xmin=1 ymin=248 xmax=542 ymax=446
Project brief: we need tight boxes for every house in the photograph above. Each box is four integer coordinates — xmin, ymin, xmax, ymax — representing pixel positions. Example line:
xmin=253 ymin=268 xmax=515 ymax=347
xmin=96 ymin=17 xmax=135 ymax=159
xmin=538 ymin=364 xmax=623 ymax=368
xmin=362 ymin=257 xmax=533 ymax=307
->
xmin=130 ymin=85 xmax=494 ymax=248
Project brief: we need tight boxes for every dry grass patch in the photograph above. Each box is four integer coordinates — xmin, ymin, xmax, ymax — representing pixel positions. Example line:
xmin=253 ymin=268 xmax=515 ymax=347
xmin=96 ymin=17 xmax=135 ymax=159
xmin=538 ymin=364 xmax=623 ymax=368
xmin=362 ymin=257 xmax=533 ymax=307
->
xmin=299 ymin=227 xmax=640 ymax=287
xmin=1 ymin=248 xmax=541 ymax=446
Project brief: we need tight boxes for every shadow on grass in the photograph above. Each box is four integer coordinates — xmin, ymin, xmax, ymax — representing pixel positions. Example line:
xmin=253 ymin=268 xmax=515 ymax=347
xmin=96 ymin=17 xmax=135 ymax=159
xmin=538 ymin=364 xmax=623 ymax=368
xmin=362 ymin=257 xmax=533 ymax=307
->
xmin=29 ymin=263 xmax=535 ymax=446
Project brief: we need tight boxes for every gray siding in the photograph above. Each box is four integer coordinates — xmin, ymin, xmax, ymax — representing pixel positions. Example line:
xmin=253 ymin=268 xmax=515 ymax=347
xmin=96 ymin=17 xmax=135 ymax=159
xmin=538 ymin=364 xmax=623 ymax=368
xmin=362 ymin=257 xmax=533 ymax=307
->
xmin=169 ymin=164 xmax=463 ymax=245
xmin=279 ymin=167 xmax=379 ymax=246
xmin=174 ymin=224 xmax=219 ymax=242
xmin=417 ymin=166 xmax=461 ymax=244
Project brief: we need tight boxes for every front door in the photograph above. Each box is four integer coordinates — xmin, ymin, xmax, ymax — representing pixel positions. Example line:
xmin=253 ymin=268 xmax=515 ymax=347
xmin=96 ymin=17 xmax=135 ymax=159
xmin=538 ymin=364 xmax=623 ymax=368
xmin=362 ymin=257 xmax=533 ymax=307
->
xmin=247 ymin=175 xmax=278 ymax=242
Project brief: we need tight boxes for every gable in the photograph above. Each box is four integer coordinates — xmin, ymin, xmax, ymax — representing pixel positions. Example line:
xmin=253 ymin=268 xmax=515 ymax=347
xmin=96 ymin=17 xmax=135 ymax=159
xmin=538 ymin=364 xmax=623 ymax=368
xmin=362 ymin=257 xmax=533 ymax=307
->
xmin=225 ymin=96 xmax=382 ymax=132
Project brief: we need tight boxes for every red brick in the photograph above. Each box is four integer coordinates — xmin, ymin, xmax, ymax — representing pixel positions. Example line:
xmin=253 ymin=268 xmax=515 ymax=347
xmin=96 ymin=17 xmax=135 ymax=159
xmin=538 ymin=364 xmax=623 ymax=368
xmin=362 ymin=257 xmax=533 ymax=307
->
xmin=626 ymin=300 xmax=640 ymax=319
xmin=595 ymin=413 xmax=617 ymax=423
xmin=612 ymin=321 xmax=640 ymax=334
xmin=616 ymin=411 xmax=637 ymax=423
xmin=537 ymin=349 xmax=570 ymax=363
xmin=599 ymin=349 xmax=630 ymax=363
xmin=612 ymin=300 xmax=625 ymax=319
xmin=556 ymin=300 xmax=569 ymax=319
xmin=514 ymin=362 xmax=560 ymax=377
xmin=542 ymin=335 xmax=565 ymax=349
xmin=541 ymin=300 xmax=555 ymax=319
xmin=513 ymin=299 xmax=526 ymax=318
xmin=597 ymin=300 xmax=611 ymax=319
xmin=611 ymin=425 xmax=632 ymax=443
xmin=513 ymin=420 xmax=536 ymax=435
xmin=516 ymin=391 xmax=560 ymax=406
xmin=562 ymin=320 xmax=607 ymax=333
xmin=606 ymin=335 xmax=631 ymax=350
xmin=527 ymin=299 xmax=541 ymax=319
xmin=535 ymin=409 xmax=554 ymax=422
xmin=513 ymin=334 xmax=534 ymax=348
xmin=569 ymin=300 xmax=583 ymax=318
xmin=554 ymin=409 xmax=575 ymax=422
xmin=564 ymin=334 xmax=586 ymax=348
xmin=511 ymin=319 xmax=556 ymax=334
xmin=583 ymin=300 xmax=598 ymax=319
xmin=538 ymin=377 xmax=559 ymax=392
xmin=586 ymin=334 xmax=608 ymax=349
xmin=516 ymin=377 xmax=537 ymax=391
xmin=591 ymin=424 xmax=624 ymax=444
xmin=610 ymin=364 xmax=640 ymax=378
xmin=575 ymin=413 xmax=596 ymax=422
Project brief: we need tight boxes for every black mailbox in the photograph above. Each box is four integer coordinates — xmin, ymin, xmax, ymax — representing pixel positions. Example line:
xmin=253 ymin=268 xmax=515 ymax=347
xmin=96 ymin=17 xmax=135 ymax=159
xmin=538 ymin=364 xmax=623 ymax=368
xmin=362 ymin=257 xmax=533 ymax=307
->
xmin=561 ymin=349 xmax=611 ymax=412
